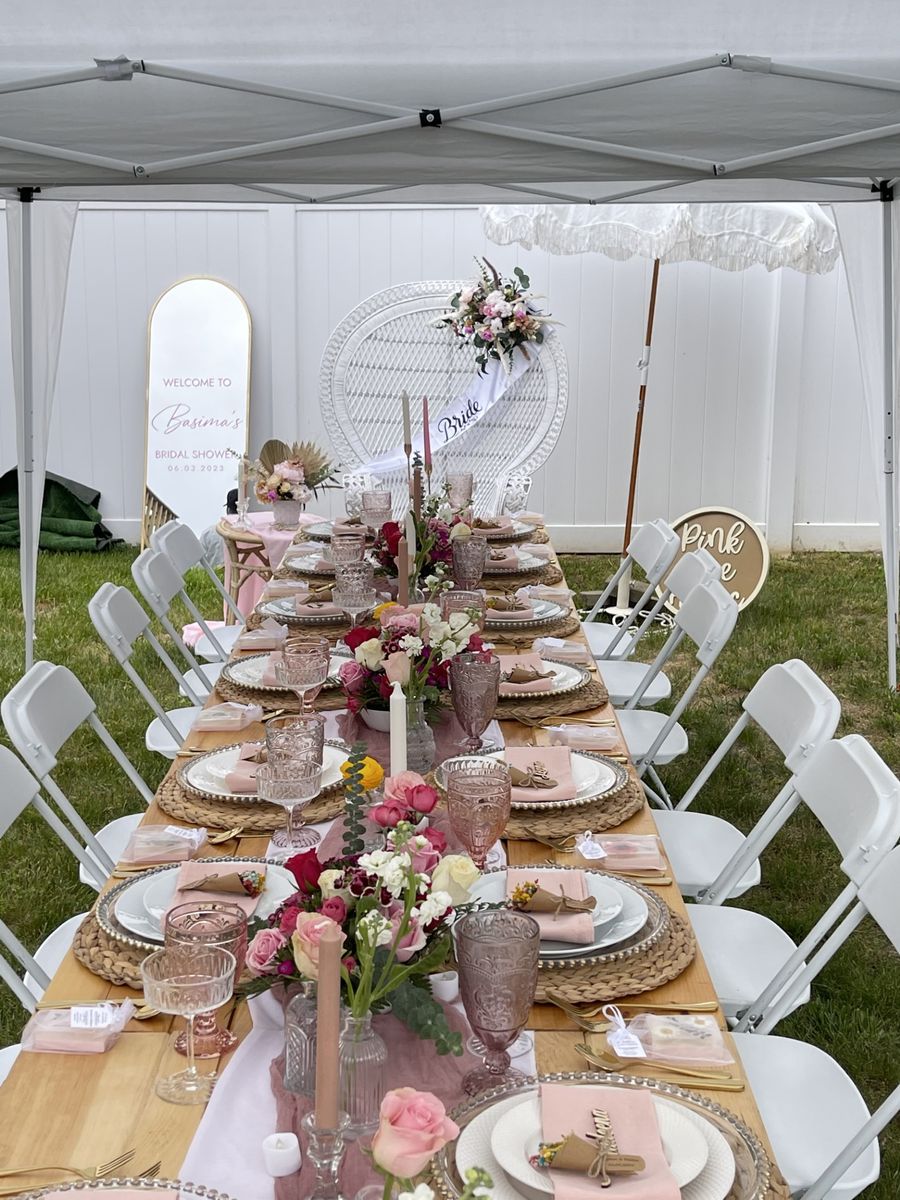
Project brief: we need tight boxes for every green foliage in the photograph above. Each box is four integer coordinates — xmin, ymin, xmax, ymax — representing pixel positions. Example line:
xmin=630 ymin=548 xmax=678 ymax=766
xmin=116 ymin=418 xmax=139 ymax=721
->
xmin=390 ymin=978 xmax=463 ymax=1056
xmin=341 ymin=741 xmax=370 ymax=857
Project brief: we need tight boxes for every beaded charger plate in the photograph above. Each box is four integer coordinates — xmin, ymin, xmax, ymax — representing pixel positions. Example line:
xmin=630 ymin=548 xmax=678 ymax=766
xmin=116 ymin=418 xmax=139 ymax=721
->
xmin=505 ymin=777 xmax=645 ymax=838
xmin=430 ymin=1074 xmax=785 ymax=1200
xmin=484 ymin=598 xmax=568 ymax=631
xmin=494 ymin=676 xmax=609 ymax=720
xmin=256 ymin=596 xmax=348 ymax=627
xmin=220 ymin=650 xmax=348 ymax=693
xmin=156 ymin=770 xmax=345 ymax=833
xmin=434 ymin=749 xmax=629 ymax=812
xmin=176 ymin=739 xmax=348 ymax=804
xmin=17 ymin=1180 xmax=242 ymax=1199
xmin=96 ymin=856 xmax=285 ymax=952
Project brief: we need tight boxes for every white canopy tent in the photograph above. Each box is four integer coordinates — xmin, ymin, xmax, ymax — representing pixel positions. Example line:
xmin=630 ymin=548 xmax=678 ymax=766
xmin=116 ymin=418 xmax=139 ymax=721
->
xmin=2 ymin=1 xmax=900 ymax=682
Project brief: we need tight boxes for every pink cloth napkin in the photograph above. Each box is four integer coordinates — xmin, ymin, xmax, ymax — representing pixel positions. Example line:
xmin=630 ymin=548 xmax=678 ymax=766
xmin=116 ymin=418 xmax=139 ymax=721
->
xmin=499 ymin=651 xmax=556 ymax=695
xmin=225 ymin=742 xmax=264 ymax=792
xmin=333 ymin=520 xmax=367 ymax=535
xmin=596 ymin=835 xmax=665 ymax=873
xmin=485 ymin=547 xmax=521 ymax=570
xmin=261 ymin=651 xmax=285 ymax=686
xmin=294 ymin=596 xmax=341 ymax=617
xmin=286 ymin=546 xmax=333 ymax=573
xmin=506 ymin=867 xmax=595 ymax=943
xmin=475 ymin=515 xmax=513 ymax=536
xmin=486 ymin=600 xmax=536 ymax=621
xmin=181 ymin=619 xmax=226 ymax=648
xmin=505 ymin=745 xmax=576 ymax=803
xmin=540 ymin=1081 xmax=680 ymax=1199
xmin=167 ymin=860 xmax=265 ymax=920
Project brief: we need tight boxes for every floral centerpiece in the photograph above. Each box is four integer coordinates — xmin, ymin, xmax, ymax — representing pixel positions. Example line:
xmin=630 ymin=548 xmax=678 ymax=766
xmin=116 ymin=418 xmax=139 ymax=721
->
xmin=253 ymin=437 xmax=339 ymax=506
xmin=373 ymin=491 xmax=469 ymax=585
xmin=243 ymin=753 xmax=480 ymax=1057
xmin=338 ymin=600 xmax=485 ymax=716
xmin=435 ymin=258 xmax=552 ymax=373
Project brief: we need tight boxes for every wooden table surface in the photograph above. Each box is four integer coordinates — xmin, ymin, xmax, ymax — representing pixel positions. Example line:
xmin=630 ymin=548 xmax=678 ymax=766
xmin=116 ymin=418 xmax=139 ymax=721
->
xmin=0 ymin=535 xmax=782 ymax=1192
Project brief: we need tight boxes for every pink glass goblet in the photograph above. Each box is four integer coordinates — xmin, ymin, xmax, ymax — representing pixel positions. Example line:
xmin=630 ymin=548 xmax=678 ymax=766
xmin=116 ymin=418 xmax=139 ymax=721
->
xmin=449 ymin=652 xmax=501 ymax=753
xmin=164 ymin=903 xmax=248 ymax=1059
xmin=265 ymin=713 xmax=326 ymax=766
xmin=456 ymin=910 xmax=540 ymax=1095
xmin=452 ymin=535 xmax=488 ymax=591
xmin=445 ymin=757 xmax=511 ymax=870
xmin=446 ymin=472 xmax=474 ymax=510
xmin=440 ymin=590 xmax=486 ymax=632
xmin=275 ymin=637 xmax=331 ymax=713
xmin=256 ymin=759 xmax=323 ymax=851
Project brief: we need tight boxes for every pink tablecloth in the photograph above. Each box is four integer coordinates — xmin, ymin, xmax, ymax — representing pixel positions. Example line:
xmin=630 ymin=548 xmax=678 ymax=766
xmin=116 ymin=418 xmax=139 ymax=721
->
xmin=221 ymin=511 xmax=326 ymax=617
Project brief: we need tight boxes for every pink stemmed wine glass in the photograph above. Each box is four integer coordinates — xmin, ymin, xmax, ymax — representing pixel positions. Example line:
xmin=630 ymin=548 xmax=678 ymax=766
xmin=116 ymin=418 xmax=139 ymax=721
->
xmin=449 ymin=652 xmax=501 ymax=753
xmin=456 ymin=910 xmax=540 ymax=1095
xmin=164 ymin=902 xmax=248 ymax=1058
xmin=256 ymin=759 xmax=323 ymax=851
xmin=275 ymin=636 xmax=331 ymax=714
xmin=445 ymin=757 xmax=511 ymax=870
xmin=452 ymin=535 xmax=488 ymax=591
xmin=440 ymin=590 xmax=486 ymax=632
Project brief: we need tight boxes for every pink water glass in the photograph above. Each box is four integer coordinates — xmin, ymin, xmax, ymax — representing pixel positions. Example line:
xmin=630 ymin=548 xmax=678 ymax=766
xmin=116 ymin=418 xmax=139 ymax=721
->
xmin=440 ymin=590 xmax=486 ymax=632
xmin=275 ymin=636 xmax=331 ymax=713
xmin=445 ymin=757 xmax=511 ymax=869
xmin=265 ymin=713 xmax=326 ymax=765
xmin=164 ymin=902 xmax=248 ymax=1058
xmin=452 ymin=535 xmax=488 ymax=590
xmin=331 ymin=533 xmax=367 ymax=565
xmin=256 ymin=758 xmax=324 ymax=851
xmin=449 ymin=652 xmax=501 ymax=753
xmin=446 ymin=472 xmax=474 ymax=509
xmin=362 ymin=490 xmax=393 ymax=531
xmin=456 ymin=910 xmax=540 ymax=1095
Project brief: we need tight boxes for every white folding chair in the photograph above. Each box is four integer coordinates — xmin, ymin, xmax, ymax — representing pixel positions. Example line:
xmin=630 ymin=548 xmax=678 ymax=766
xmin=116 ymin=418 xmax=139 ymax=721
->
xmin=582 ymin=518 xmax=680 ymax=661
xmin=88 ymin=583 xmax=203 ymax=759
xmin=616 ymin=578 xmax=739 ymax=806
xmin=131 ymin=547 xmax=223 ymax=699
xmin=1 ymin=662 xmax=155 ymax=891
xmin=0 ymin=746 xmax=93 ymax=1012
xmin=731 ymin=845 xmax=900 ymax=1198
xmin=654 ymin=660 xmax=841 ymax=898
xmin=690 ymin=735 xmax=900 ymax=1024
xmin=601 ymin=548 xmax=723 ymax=707
xmin=151 ymin=519 xmax=244 ymax=659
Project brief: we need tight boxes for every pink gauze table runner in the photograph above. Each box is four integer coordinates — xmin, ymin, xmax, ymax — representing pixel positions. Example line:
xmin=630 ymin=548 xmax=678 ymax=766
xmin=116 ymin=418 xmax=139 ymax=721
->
xmin=221 ymin=511 xmax=325 ymax=617
xmin=269 ymin=1005 xmax=481 ymax=1200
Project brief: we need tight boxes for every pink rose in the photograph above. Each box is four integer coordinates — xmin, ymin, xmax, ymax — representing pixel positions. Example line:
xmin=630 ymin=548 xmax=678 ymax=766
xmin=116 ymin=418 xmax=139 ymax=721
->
xmin=320 ymin=896 xmax=347 ymax=924
xmin=384 ymin=771 xmax=438 ymax=816
xmin=371 ymin=1087 xmax=459 ymax=1177
xmin=245 ymin=928 xmax=288 ymax=977
xmin=382 ymin=609 xmax=420 ymax=636
xmin=388 ymin=904 xmax=427 ymax=963
xmin=408 ymin=837 xmax=441 ymax=877
xmin=291 ymin=912 xmax=346 ymax=979
xmin=275 ymin=459 xmax=304 ymax=483
xmin=339 ymin=659 xmax=368 ymax=694
xmin=370 ymin=801 xmax=405 ymax=828
xmin=423 ymin=826 xmax=447 ymax=855
xmin=384 ymin=651 xmax=412 ymax=686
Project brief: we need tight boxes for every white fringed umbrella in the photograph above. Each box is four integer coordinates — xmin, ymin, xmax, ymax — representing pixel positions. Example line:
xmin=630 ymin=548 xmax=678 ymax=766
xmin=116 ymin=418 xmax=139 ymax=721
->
xmin=482 ymin=202 xmax=839 ymax=605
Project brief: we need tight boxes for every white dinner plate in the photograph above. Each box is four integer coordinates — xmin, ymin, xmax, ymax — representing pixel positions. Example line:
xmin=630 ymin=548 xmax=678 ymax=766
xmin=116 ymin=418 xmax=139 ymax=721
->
xmin=456 ymin=1089 xmax=735 ymax=1200
xmin=258 ymin=596 xmax=346 ymax=625
xmin=484 ymin=599 xmax=566 ymax=628
xmin=467 ymin=871 xmax=649 ymax=957
xmin=483 ymin=549 xmax=545 ymax=574
xmin=434 ymin=748 xmax=625 ymax=811
xmin=282 ymin=549 xmax=378 ymax=575
xmin=498 ymin=659 xmax=589 ymax=700
xmin=179 ymin=740 xmax=347 ymax=802
xmin=466 ymin=869 xmax=623 ymax=951
xmin=114 ymin=859 xmax=297 ymax=943
xmin=221 ymin=650 xmax=347 ymax=692
xmin=303 ymin=520 xmax=372 ymax=542
xmin=492 ymin=1094 xmax=709 ymax=1193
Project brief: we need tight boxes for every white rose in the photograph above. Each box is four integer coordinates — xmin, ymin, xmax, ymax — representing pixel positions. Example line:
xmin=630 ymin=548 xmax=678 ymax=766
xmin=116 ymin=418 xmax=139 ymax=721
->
xmin=448 ymin=611 xmax=472 ymax=633
xmin=449 ymin=522 xmax=471 ymax=541
xmin=355 ymin=638 xmax=385 ymax=670
xmin=318 ymin=868 xmax=352 ymax=904
xmin=430 ymin=854 xmax=480 ymax=905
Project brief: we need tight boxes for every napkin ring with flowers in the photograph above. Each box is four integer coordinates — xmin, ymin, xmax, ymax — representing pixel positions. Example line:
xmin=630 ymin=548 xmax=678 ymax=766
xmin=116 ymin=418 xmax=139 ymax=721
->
xmin=509 ymin=879 xmax=597 ymax=915
xmin=530 ymin=1136 xmax=645 ymax=1187
xmin=508 ymin=761 xmax=558 ymax=789
xmin=487 ymin=596 xmax=529 ymax=612
xmin=179 ymin=868 xmax=267 ymax=897
xmin=502 ymin=664 xmax=555 ymax=685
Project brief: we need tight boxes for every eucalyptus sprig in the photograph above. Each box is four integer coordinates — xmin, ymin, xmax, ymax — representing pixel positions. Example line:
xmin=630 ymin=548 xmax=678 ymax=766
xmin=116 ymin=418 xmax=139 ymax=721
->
xmin=341 ymin=741 xmax=369 ymax=857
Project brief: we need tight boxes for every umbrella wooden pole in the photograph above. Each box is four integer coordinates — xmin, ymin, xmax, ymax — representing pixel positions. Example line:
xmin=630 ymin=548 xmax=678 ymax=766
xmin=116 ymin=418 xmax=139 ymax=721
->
xmin=616 ymin=257 xmax=661 ymax=610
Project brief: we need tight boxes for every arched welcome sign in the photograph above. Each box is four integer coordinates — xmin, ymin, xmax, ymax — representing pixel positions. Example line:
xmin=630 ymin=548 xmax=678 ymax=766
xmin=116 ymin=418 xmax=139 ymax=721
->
xmin=143 ymin=277 xmax=251 ymax=539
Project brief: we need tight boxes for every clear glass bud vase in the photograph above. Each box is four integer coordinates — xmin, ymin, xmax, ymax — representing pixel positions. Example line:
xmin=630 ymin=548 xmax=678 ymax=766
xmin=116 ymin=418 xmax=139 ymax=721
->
xmin=339 ymin=1012 xmax=387 ymax=1138
xmin=283 ymin=980 xmax=317 ymax=1096
xmin=406 ymin=698 xmax=436 ymax=775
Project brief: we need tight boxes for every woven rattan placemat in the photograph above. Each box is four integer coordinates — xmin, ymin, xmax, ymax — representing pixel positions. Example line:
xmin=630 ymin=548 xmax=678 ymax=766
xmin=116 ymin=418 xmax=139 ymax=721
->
xmin=157 ymin=771 xmax=346 ymax=832
xmin=534 ymin=909 xmax=695 ymax=1003
xmin=486 ymin=612 xmax=582 ymax=645
xmin=482 ymin=562 xmax=564 ymax=588
xmin=215 ymin=674 xmax=348 ymax=712
xmin=505 ymin=776 xmax=644 ymax=839
xmin=495 ymin=676 xmax=609 ymax=720
xmin=73 ymin=911 xmax=146 ymax=988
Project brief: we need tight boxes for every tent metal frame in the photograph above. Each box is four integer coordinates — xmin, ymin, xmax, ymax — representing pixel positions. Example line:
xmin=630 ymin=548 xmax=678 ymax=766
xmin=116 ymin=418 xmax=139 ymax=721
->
xmin=6 ymin=49 xmax=899 ymax=684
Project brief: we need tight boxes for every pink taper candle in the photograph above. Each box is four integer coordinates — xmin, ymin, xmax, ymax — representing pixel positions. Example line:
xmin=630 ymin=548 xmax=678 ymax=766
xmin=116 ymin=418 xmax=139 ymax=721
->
xmin=397 ymin=536 xmax=409 ymax=606
xmin=422 ymin=396 xmax=432 ymax=473
xmin=314 ymin=922 xmax=343 ymax=1128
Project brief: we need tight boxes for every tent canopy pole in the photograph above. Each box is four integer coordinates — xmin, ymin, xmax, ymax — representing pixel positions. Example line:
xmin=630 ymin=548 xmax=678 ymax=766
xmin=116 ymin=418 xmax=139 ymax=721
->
xmin=18 ymin=187 xmax=35 ymax=671
xmin=881 ymin=191 xmax=898 ymax=690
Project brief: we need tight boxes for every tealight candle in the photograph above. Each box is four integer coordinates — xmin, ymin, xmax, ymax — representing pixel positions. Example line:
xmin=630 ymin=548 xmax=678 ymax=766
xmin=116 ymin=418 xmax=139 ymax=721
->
xmin=262 ymin=1132 xmax=302 ymax=1177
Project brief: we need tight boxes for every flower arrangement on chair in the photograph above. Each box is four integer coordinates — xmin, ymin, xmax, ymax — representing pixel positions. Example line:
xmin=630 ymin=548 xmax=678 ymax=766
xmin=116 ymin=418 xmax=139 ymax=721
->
xmin=435 ymin=258 xmax=552 ymax=373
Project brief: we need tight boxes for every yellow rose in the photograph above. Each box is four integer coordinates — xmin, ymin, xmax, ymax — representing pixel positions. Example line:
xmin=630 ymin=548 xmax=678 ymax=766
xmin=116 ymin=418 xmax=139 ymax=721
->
xmin=341 ymin=755 xmax=385 ymax=791
xmin=373 ymin=601 xmax=398 ymax=622
xmin=430 ymin=854 xmax=480 ymax=905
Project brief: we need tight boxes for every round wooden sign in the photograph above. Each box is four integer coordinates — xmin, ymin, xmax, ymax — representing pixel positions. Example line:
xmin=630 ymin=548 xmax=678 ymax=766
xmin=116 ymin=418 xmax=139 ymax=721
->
xmin=665 ymin=506 xmax=770 ymax=610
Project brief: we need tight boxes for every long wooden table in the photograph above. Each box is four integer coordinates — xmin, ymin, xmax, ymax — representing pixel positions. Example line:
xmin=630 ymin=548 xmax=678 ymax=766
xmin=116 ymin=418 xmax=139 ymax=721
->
xmin=0 ymin=540 xmax=784 ymax=1194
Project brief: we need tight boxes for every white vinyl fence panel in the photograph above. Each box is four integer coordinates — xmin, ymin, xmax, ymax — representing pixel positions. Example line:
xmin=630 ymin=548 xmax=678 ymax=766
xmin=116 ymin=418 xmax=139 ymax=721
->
xmin=0 ymin=203 xmax=879 ymax=551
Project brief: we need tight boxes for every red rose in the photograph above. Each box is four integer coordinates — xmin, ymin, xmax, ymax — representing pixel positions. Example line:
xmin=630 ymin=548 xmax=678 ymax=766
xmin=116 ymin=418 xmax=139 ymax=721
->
xmin=423 ymin=826 xmax=447 ymax=854
xmin=320 ymin=896 xmax=348 ymax=924
xmin=370 ymin=801 xmax=404 ymax=828
xmin=284 ymin=849 xmax=323 ymax=894
xmin=409 ymin=783 xmax=438 ymax=814
xmin=383 ymin=522 xmax=403 ymax=557
xmin=466 ymin=633 xmax=485 ymax=653
xmin=344 ymin=625 xmax=381 ymax=653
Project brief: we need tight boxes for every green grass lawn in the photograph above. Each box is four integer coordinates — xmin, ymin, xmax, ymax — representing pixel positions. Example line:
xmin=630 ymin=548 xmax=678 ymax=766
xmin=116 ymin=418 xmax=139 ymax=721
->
xmin=0 ymin=545 xmax=898 ymax=1194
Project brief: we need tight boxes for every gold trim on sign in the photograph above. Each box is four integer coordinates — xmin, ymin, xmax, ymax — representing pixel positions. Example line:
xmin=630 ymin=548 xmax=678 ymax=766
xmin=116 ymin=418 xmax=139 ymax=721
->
xmin=141 ymin=275 xmax=252 ymax=548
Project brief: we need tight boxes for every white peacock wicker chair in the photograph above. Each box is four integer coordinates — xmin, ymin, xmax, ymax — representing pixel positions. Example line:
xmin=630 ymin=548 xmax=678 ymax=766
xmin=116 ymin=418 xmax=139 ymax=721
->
xmin=319 ymin=281 xmax=568 ymax=517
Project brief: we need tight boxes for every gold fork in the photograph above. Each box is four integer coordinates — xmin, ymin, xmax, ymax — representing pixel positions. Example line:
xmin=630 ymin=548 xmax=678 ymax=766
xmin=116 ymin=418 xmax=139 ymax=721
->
xmin=546 ymin=990 xmax=718 ymax=1020
xmin=575 ymin=1042 xmax=743 ymax=1089
xmin=35 ymin=998 xmax=160 ymax=1020
xmin=139 ymin=1161 xmax=163 ymax=1179
xmin=0 ymin=1148 xmax=136 ymax=1183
